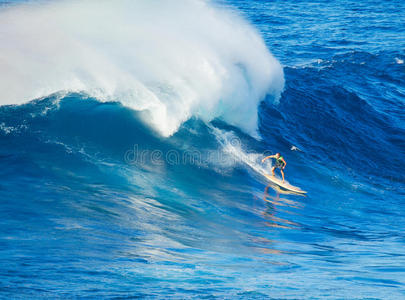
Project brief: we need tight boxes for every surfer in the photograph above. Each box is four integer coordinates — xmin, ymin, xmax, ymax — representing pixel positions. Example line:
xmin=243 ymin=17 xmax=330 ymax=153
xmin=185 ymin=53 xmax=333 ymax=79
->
xmin=261 ymin=153 xmax=287 ymax=182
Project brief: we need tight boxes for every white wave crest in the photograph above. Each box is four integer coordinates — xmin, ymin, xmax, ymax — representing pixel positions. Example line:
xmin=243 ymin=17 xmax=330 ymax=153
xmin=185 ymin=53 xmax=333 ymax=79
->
xmin=0 ymin=0 xmax=284 ymax=136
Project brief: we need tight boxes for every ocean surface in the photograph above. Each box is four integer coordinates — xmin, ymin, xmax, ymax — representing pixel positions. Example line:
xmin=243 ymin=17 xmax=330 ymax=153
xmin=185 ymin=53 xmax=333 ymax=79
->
xmin=0 ymin=0 xmax=404 ymax=298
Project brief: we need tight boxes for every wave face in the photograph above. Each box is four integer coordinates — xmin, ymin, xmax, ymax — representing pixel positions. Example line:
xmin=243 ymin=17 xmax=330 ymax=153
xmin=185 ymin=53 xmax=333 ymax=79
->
xmin=0 ymin=0 xmax=405 ymax=299
xmin=0 ymin=0 xmax=283 ymax=136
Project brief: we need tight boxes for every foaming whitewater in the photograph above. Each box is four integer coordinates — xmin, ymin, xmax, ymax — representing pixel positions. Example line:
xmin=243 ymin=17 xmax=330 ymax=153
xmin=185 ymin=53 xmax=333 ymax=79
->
xmin=0 ymin=0 xmax=284 ymax=136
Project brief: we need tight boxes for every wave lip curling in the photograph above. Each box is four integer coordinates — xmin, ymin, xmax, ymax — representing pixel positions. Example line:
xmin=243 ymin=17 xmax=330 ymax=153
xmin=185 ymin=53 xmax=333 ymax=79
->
xmin=0 ymin=0 xmax=284 ymax=136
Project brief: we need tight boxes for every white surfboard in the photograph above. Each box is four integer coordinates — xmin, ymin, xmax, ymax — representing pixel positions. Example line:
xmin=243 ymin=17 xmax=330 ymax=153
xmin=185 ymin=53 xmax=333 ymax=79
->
xmin=263 ymin=174 xmax=307 ymax=194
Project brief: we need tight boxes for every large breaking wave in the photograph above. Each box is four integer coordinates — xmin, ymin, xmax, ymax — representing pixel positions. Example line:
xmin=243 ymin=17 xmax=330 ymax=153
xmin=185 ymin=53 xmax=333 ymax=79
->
xmin=0 ymin=0 xmax=284 ymax=136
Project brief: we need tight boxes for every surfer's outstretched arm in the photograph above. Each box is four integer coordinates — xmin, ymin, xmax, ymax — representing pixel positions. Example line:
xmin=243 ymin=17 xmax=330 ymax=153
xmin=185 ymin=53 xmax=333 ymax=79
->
xmin=261 ymin=155 xmax=275 ymax=163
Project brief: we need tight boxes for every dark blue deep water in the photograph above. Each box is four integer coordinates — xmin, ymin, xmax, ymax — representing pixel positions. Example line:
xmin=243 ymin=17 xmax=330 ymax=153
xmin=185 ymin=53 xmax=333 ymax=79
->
xmin=0 ymin=0 xmax=404 ymax=298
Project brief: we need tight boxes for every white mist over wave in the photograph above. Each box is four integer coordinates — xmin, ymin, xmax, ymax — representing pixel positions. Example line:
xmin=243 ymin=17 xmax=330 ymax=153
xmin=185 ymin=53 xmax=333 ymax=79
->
xmin=0 ymin=0 xmax=284 ymax=136
xmin=215 ymin=129 xmax=271 ymax=168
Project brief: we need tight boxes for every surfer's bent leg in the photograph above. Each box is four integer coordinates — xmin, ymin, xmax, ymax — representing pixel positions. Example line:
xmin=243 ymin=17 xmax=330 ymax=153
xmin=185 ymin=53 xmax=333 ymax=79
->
xmin=280 ymin=169 xmax=285 ymax=182
xmin=271 ymin=167 xmax=276 ymax=176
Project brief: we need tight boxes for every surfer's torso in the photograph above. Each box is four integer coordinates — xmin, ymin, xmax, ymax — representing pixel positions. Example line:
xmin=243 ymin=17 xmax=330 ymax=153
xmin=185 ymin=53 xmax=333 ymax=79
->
xmin=274 ymin=156 xmax=285 ymax=168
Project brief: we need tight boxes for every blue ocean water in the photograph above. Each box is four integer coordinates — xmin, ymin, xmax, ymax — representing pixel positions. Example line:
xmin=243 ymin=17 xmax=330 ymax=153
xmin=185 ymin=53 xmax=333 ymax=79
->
xmin=0 ymin=0 xmax=404 ymax=298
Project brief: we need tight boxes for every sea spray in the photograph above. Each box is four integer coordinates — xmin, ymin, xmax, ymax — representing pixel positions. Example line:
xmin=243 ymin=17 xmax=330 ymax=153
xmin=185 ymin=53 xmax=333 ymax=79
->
xmin=0 ymin=0 xmax=284 ymax=137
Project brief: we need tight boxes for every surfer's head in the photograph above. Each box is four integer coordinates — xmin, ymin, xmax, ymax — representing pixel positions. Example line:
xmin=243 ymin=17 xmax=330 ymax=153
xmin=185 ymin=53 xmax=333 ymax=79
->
xmin=275 ymin=153 xmax=280 ymax=158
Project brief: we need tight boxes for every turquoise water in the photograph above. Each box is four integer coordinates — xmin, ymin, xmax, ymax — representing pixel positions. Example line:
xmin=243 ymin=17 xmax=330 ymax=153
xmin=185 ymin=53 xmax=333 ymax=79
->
xmin=0 ymin=0 xmax=404 ymax=298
